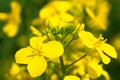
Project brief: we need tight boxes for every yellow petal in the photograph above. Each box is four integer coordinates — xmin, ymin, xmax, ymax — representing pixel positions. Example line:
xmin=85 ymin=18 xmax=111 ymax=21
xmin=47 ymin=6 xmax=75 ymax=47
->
xmin=39 ymin=6 xmax=55 ymax=19
xmin=15 ymin=46 xmax=34 ymax=64
xmin=46 ymin=14 xmax=60 ymax=27
xmin=60 ymin=13 xmax=74 ymax=22
xmin=53 ymin=1 xmax=71 ymax=12
xmin=96 ymin=47 xmax=110 ymax=64
xmin=102 ymin=70 xmax=110 ymax=80
xmin=42 ymin=41 xmax=64 ymax=58
xmin=27 ymin=56 xmax=47 ymax=77
xmin=10 ymin=63 xmax=20 ymax=76
xmin=10 ymin=1 xmax=21 ymax=14
xmin=64 ymin=75 xmax=80 ymax=80
xmin=30 ymin=36 xmax=47 ymax=50
xmin=0 ymin=13 xmax=8 ymax=21
xmin=101 ymin=43 xmax=117 ymax=58
xmin=3 ymin=23 xmax=19 ymax=37
xmin=30 ymin=26 xmax=41 ymax=36
xmin=10 ymin=1 xmax=21 ymax=24
xmin=77 ymin=64 xmax=85 ymax=76
xmin=79 ymin=31 xmax=97 ymax=48
xmin=87 ymin=61 xmax=103 ymax=79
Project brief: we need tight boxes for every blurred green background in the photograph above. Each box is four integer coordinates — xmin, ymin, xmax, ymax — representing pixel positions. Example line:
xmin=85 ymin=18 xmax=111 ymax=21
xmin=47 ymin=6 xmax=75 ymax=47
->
xmin=0 ymin=0 xmax=120 ymax=80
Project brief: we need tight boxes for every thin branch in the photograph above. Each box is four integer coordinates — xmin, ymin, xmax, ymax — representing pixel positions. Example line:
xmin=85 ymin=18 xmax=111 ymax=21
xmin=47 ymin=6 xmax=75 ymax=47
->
xmin=59 ymin=56 xmax=66 ymax=75
xmin=65 ymin=54 xmax=87 ymax=69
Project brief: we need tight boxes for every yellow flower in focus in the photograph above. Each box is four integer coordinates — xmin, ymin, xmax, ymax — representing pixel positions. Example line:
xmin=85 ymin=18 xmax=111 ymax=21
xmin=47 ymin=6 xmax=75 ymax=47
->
xmin=64 ymin=75 xmax=80 ymax=80
xmin=15 ymin=36 xmax=64 ymax=77
xmin=30 ymin=36 xmax=64 ymax=58
xmin=15 ymin=46 xmax=47 ymax=77
xmin=79 ymin=31 xmax=117 ymax=64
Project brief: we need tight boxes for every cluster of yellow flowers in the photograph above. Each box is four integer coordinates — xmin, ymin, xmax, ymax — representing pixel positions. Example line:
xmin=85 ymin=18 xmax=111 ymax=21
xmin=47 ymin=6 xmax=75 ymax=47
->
xmin=13 ymin=0 xmax=117 ymax=80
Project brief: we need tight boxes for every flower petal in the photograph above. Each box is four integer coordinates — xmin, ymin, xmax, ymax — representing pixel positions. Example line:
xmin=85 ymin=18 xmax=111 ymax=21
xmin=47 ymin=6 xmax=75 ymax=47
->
xmin=101 ymin=43 xmax=117 ymax=58
xmin=79 ymin=31 xmax=97 ymax=48
xmin=39 ymin=6 xmax=55 ymax=19
xmin=96 ymin=47 xmax=110 ymax=64
xmin=64 ymin=75 xmax=80 ymax=80
xmin=27 ymin=56 xmax=47 ymax=77
xmin=46 ymin=14 xmax=60 ymax=27
xmin=102 ymin=70 xmax=110 ymax=80
xmin=10 ymin=63 xmax=20 ymax=76
xmin=87 ymin=61 xmax=103 ymax=79
xmin=0 ymin=13 xmax=8 ymax=21
xmin=53 ymin=1 xmax=71 ymax=12
xmin=30 ymin=36 xmax=47 ymax=50
xmin=42 ymin=41 xmax=64 ymax=58
xmin=30 ymin=26 xmax=41 ymax=36
xmin=15 ymin=46 xmax=34 ymax=64
xmin=60 ymin=13 xmax=74 ymax=22
xmin=3 ymin=23 xmax=19 ymax=37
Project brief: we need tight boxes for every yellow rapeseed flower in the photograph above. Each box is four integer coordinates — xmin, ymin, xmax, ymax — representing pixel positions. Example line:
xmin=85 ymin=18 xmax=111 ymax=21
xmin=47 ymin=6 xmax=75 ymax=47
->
xmin=0 ymin=1 xmax=21 ymax=37
xmin=39 ymin=0 xmax=71 ymax=19
xmin=79 ymin=31 xmax=117 ymax=64
xmin=15 ymin=36 xmax=64 ymax=77
xmin=85 ymin=1 xmax=110 ymax=30
xmin=39 ymin=1 xmax=74 ymax=28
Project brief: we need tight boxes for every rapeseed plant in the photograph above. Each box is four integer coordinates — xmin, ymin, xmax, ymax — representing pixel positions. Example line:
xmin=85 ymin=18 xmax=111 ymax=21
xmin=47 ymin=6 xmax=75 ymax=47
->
xmin=13 ymin=0 xmax=117 ymax=80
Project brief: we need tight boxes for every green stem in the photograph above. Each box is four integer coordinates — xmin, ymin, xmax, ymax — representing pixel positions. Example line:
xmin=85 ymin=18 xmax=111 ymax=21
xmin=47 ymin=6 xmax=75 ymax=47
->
xmin=59 ymin=56 xmax=66 ymax=75
xmin=65 ymin=54 xmax=87 ymax=69
xmin=64 ymin=38 xmax=74 ymax=49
